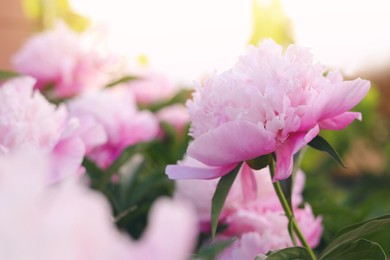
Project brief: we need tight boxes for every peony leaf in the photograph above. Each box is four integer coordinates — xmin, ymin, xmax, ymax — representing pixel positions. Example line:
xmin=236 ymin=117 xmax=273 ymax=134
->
xmin=246 ymin=153 xmax=271 ymax=170
xmin=211 ymin=163 xmax=242 ymax=239
xmin=264 ymin=247 xmax=311 ymax=259
xmin=106 ymin=75 xmax=139 ymax=88
xmin=0 ymin=71 xmax=21 ymax=81
xmin=193 ymin=238 xmax=236 ymax=260
xmin=320 ymin=214 xmax=390 ymax=258
xmin=320 ymin=239 xmax=385 ymax=260
xmin=308 ymin=135 xmax=345 ymax=167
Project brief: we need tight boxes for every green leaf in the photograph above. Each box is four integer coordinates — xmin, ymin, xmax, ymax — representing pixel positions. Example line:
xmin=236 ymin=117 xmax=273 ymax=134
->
xmin=211 ymin=163 xmax=242 ymax=239
xmin=265 ymin=247 xmax=312 ymax=259
xmin=106 ymin=142 xmax=152 ymax=175
xmin=320 ymin=239 xmax=385 ymax=260
xmin=82 ymin=157 xmax=104 ymax=188
xmin=308 ymin=135 xmax=345 ymax=167
xmin=246 ymin=154 xmax=271 ymax=170
xmin=0 ymin=71 xmax=20 ymax=81
xmin=320 ymin=214 xmax=390 ymax=258
xmin=193 ymin=238 xmax=236 ymax=260
xmin=99 ymin=142 xmax=154 ymax=191
xmin=106 ymin=75 xmax=138 ymax=88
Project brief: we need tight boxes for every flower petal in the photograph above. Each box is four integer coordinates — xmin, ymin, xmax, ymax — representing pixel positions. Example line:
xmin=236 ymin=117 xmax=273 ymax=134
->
xmin=166 ymin=156 xmax=237 ymax=180
xmin=319 ymin=111 xmax=361 ymax=130
xmin=188 ymin=121 xmax=276 ymax=167
xmin=274 ymin=125 xmax=319 ymax=181
xmin=318 ymin=78 xmax=370 ymax=121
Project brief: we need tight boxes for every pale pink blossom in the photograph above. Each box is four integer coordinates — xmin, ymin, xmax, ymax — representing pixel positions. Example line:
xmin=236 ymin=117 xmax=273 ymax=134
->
xmin=175 ymin=165 xmax=323 ymax=259
xmin=126 ymin=71 xmax=178 ymax=105
xmin=0 ymin=152 xmax=198 ymax=260
xmin=157 ymin=104 xmax=190 ymax=134
xmin=0 ymin=77 xmax=85 ymax=181
xmin=167 ymin=39 xmax=370 ymax=181
xmin=67 ymin=86 xmax=159 ymax=168
xmin=130 ymin=198 xmax=198 ymax=260
xmin=12 ymin=22 xmax=118 ymax=98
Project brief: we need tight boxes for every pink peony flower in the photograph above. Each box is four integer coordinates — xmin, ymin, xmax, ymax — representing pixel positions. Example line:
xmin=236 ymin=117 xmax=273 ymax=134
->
xmin=175 ymin=164 xmax=323 ymax=259
xmin=67 ymin=86 xmax=159 ymax=168
xmin=126 ymin=70 xmax=178 ymax=105
xmin=12 ymin=22 xmax=118 ymax=98
xmin=130 ymin=198 xmax=198 ymax=260
xmin=166 ymin=39 xmax=370 ymax=181
xmin=0 ymin=151 xmax=198 ymax=260
xmin=157 ymin=104 xmax=190 ymax=134
xmin=0 ymin=76 xmax=85 ymax=181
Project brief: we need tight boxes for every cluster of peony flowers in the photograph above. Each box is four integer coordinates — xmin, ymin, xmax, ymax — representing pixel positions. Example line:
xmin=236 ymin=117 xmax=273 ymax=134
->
xmin=175 ymin=163 xmax=323 ymax=259
xmin=12 ymin=22 xmax=119 ymax=98
xmin=0 ymin=76 xmax=85 ymax=181
xmin=0 ymin=151 xmax=197 ymax=260
xmin=166 ymin=39 xmax=370 ymax=181
xmin=67 ymin=86 xmax=159 ymax=169
xmin=2 ymin=20 xmax=373 ymax=258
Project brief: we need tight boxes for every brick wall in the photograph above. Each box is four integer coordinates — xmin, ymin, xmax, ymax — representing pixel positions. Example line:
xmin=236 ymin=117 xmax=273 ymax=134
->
xmin=0 ymin=0 xmax=33 ymax=70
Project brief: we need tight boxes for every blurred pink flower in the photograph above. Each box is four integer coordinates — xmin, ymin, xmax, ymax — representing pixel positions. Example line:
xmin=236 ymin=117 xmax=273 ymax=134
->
xmin=0 ymin=152 xmax=197 ymax=260
xmin=67 ymin=87 xmax=159 ymax=168
xmin=130 ymin=198 xmax=198 ymax=260
xmin=0 ymin=77 xmax=85 ymax=181
xmin=126 ymin=71 xmax=178 ymax=105
xmin=157 ymin=104 xmax=190 ymax=134
xmin=167 ymin=39 xmax=370 ymax=181
xmin=175 ymin=164 xmax=323 ymax=259
xmin=12 ymin=22 xmax=118 ymax=98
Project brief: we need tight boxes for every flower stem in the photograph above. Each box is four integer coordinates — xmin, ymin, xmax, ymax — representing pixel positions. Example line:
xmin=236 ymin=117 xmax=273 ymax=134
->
xmin=269 ymin=160 xmax=317 ymax=260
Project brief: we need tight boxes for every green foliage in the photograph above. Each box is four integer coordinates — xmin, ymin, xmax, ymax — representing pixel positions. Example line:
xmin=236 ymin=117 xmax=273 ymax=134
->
xmin=308 ymin=135 xmax=345 ymax=167
xmin=192 ymin=238 xmax=236 ymax=260
xmin=321 ymin=239 xmax=385 ymax=260
xmin=321 ymin=215 xmax=390 ymax=258
xmin=264 ymin=247 xmax=312 ymax=260
xmin=211 ymin=163 xmax=242 ymax=239
xmin=246 ymin=153 xmax=272 ymax=170
xmin=0 ymin=71 xmax=20 ymax=81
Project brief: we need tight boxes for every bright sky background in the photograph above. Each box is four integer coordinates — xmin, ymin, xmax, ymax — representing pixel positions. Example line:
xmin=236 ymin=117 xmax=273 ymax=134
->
xmin=70 ymin=0 xmax=390 ymax=85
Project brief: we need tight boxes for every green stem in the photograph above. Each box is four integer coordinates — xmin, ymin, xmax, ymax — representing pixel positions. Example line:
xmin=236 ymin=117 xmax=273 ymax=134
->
xmin=269 ymin=160 xmax=317 ymax=260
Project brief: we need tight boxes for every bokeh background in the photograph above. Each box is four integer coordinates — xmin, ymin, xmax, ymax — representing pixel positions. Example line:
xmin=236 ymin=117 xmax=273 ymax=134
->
xmin=1 ymin=0 xmax=390 ymax=253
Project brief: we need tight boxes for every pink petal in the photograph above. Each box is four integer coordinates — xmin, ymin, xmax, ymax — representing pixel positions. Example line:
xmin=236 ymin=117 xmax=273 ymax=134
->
xmin=166 ymin=158 xmax=237 ymax=180
xmin=274 ymin=125 xmax=319 ymax=181
xmin=318 ymin=78 xmax=370 ymax=121
xmin=188 ymin=121 xmax=276 ymax=167
xmin=240 ymin=163 xmax=257 ymax=202
xmin=319 ymin=111 xmax=361 ymax=130
xmin=51 ymin=137 xmax=86 ymax=182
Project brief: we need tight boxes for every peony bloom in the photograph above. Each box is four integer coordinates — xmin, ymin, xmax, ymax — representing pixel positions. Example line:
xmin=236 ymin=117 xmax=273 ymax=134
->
xmin=0 ymin=76 xmax=85 ymax=181
xmin=129 ymin=198 xmax=198 ymax=260
xmin=167 ymin=39 xmax=370 ymax=181
xmin=0 ymin=151 xmax=198 ymax=260
xmin=175 ymin=165 xmax=323 ymax=259
xmin=67 ymin=86 xmax=159 ymax=168
xmin=126 ymin=70 xmax=178 ymax=105
xmin=12 ymin=22 xmax=118 ymax=98
xmin=157 ymin=104 xmax=190 ymax=134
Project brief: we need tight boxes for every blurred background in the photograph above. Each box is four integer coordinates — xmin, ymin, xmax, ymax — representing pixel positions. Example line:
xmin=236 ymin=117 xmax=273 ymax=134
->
xmin=1 ymin=0 xmax=389 ymax=253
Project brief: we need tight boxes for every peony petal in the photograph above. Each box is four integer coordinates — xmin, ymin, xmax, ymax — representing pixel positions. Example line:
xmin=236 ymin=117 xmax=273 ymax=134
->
xmin=188 ymin=121 xmax=276 ymax=167
xmin=319 ymin=111 xmax=361 ymax=130
xmin=318 ymin=78 xmax=370 ymax=121
xmin=274 ymin=125 xmax=319 ymax=181
xmin=240 ymin=163 xmax=257 ymax=202
xmin=166 ymin=160 xmax=237 ymax=180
